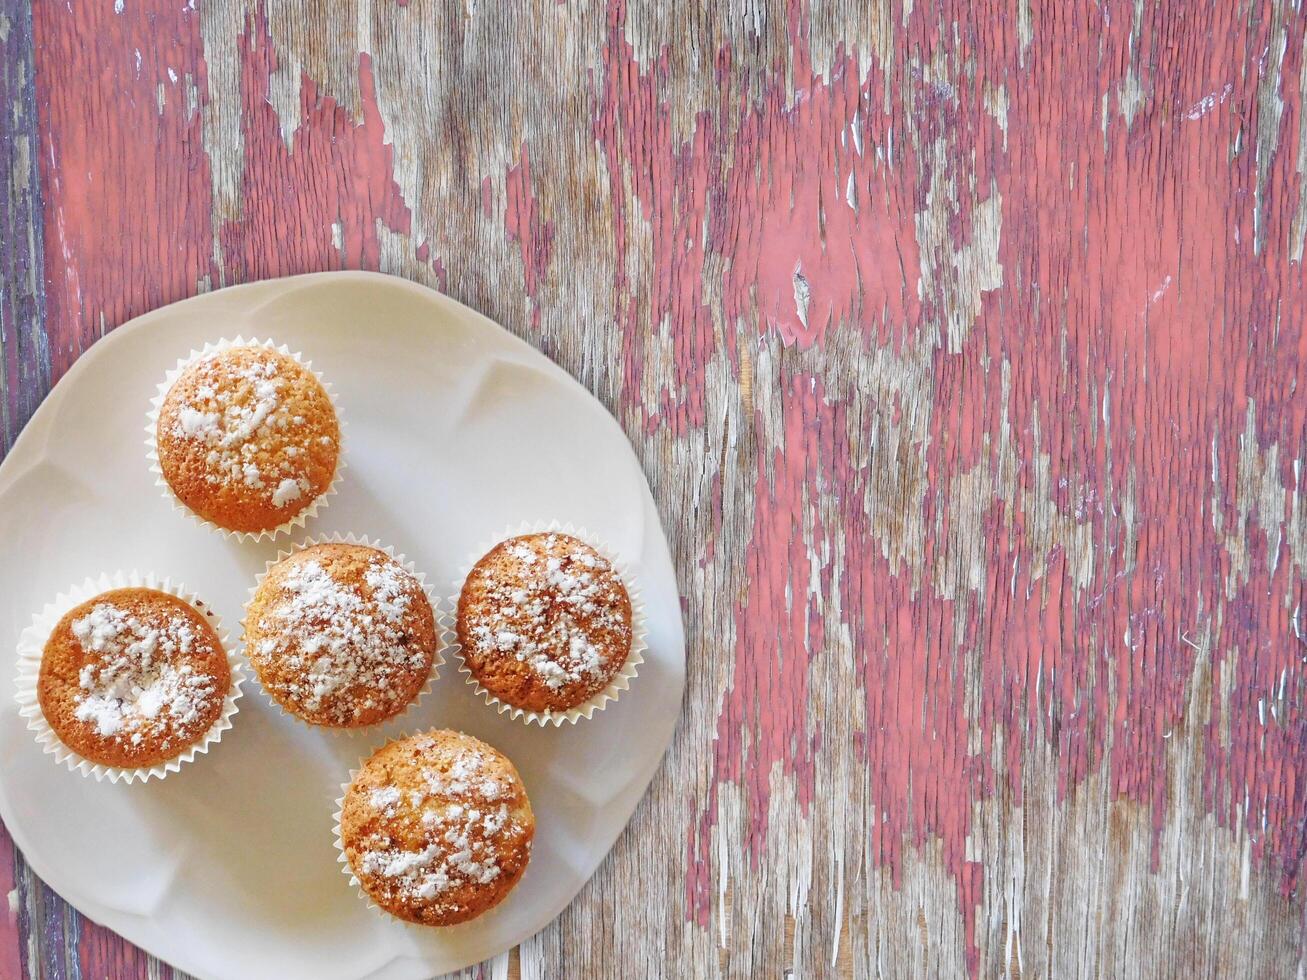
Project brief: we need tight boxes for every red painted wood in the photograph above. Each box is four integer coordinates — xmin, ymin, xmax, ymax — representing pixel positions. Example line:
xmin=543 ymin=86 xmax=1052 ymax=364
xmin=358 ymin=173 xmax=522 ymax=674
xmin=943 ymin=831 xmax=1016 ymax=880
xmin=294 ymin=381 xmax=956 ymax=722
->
xmin=33 ymin=0 xmax=215 ymax=383
xmin=504 ymin=147 xmax=555 ymax=329
xmin=0 ymin=0 xmax=49 ymax=456
xmin=591 ymin=0 xmax=1307 ymax=970
xmin=217 ymin=15 xmax=410 ymax=282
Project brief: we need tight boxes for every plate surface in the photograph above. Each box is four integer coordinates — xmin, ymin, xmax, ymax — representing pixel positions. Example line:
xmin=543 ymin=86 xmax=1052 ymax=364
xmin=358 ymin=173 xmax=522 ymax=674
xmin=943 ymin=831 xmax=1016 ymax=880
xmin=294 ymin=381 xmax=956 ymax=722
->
xmin=0 ymin=272 xmax=685 ymax=980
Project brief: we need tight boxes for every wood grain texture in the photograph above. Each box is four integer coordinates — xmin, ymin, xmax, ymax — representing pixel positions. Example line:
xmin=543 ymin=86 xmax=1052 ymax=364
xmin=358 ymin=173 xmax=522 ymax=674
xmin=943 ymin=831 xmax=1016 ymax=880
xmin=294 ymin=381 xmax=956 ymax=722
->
xmin=0 ymin=0 xmax=48 ymax=456
xmin=3 ymin=0 xmax=1306 ymax=977
xmin=0 ymin=0 xmax=48 ymax=972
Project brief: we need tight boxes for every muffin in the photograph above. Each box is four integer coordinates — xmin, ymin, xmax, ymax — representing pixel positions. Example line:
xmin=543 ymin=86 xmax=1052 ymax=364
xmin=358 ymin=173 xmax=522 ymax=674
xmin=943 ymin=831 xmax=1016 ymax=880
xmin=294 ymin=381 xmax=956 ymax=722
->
xmin=456 ymin=532 xmax=633 ymax=714
xmin=245 ymin=542 xmax=438 ymax=726
xmin=36 ymin=588 xmax=232 ymax=769
xmin=339 ymin=730 xmax=534 ymax=925
xmin=154 ymin=342 xmax=340 ymax=534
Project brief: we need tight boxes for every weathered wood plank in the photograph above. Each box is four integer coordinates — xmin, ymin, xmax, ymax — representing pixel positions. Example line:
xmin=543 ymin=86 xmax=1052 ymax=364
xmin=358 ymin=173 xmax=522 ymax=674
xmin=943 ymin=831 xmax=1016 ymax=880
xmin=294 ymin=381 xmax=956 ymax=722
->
xmin=0 ymin=0 xmax=49 ymax=453
xmin=0 ymin=0 xmax=46 ymax=974
xmin=3 ymin=0 xmax=1306 ymax=977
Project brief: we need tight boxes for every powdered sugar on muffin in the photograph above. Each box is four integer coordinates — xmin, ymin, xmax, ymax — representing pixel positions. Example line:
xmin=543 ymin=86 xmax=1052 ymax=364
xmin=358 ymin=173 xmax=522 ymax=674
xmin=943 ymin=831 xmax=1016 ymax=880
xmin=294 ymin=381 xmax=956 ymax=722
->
xmin=155 ymin=345 xmax=339 ymax=534
xmin=37 ymin=588 xmax=230 ymax=768
xmin=456 ymin=533 xmax=633 ymax=712
xmin=245 ymin=543 xmax=437 ymax=726
xmin=340 ymin=730 xmax=534 ymax=925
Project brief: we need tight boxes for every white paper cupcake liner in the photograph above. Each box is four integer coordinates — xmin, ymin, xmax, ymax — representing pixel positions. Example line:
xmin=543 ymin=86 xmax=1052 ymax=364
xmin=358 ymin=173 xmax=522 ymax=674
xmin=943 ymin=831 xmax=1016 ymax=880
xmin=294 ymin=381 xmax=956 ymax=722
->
xmin=241 ymin=533 xmax=444 ymax=729
xmin=145 ymin=336 xmax=346 ymax=543
xmin=13 ymin=571 xmax=247 ymax=783
xmin=447 ymin=520 xmax=647 ymax=727
xmin=332 ymin=733 xmax=522 ymax=928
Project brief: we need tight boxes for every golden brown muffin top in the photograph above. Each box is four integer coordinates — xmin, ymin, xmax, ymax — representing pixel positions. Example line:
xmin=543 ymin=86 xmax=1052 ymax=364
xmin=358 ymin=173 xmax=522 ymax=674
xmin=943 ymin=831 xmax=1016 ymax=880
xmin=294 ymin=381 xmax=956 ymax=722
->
xmin=457 ymin=533 xmax=633 ymax=713
xmin=245 ymin=543 xmax=437 ymax=727
xmin=341 ymin=730 xmax=534 ymax=926
xmin=37 ymin=588 xmax=230 ymax=768
xmin=156 ymin=345 xmax=339 ymax=533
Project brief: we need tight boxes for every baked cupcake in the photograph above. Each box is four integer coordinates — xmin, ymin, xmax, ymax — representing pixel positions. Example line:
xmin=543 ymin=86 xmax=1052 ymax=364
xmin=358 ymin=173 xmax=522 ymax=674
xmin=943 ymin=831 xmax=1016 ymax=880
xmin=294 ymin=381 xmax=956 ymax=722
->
xmin=35 ymin=588 xmax=232 ymax=769
xmin=244 ymin=542 xmax=438 ymax=727
xmin=337 ymin=730 xmax=534 ymax=925
xmin=456 ymin=532 xmax=634 ymax=714
xmin=153 ymin=341 xmax=340 ymax=535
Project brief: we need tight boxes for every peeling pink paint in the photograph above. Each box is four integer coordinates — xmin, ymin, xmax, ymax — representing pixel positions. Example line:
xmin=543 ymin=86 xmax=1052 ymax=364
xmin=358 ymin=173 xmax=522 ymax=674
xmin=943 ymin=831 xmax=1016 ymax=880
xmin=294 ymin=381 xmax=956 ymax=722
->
xmin=975 ymin=0 xmax=1307 ymax=888
xmin=718 ymin=11 xmax=921 ymax=347
xmin=414 ymin=240 xmax=448 ymax=291
xmin=692 ymin=370 xmax=985 ymax=965
xmin=595 ymin=5 xmax=714 ymax=432
xmin=652 ymin=0 xmax=1307 ymax=974
xmin=596 ymin=0 xmax=921 ymax=437
xmin=504 ymin=147 xmax=554 ymax=328
xmin=34 ymin=0 xmax=215 ymax=379
xmin=219 ymin=17 xmax=411 ymax=281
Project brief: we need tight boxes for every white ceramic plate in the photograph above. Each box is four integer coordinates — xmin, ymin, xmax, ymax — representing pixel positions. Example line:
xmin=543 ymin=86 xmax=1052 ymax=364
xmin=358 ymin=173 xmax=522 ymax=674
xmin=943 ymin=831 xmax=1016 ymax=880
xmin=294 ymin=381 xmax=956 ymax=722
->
xmin=0 ymin=272 xmax=685 ymax=980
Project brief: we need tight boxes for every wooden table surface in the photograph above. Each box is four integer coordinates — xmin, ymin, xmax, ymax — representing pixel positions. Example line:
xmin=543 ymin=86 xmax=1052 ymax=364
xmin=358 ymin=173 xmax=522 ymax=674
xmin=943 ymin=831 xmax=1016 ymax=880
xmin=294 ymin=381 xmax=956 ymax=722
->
xmin=2 ymin=1 xmax=1306 ymax=977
